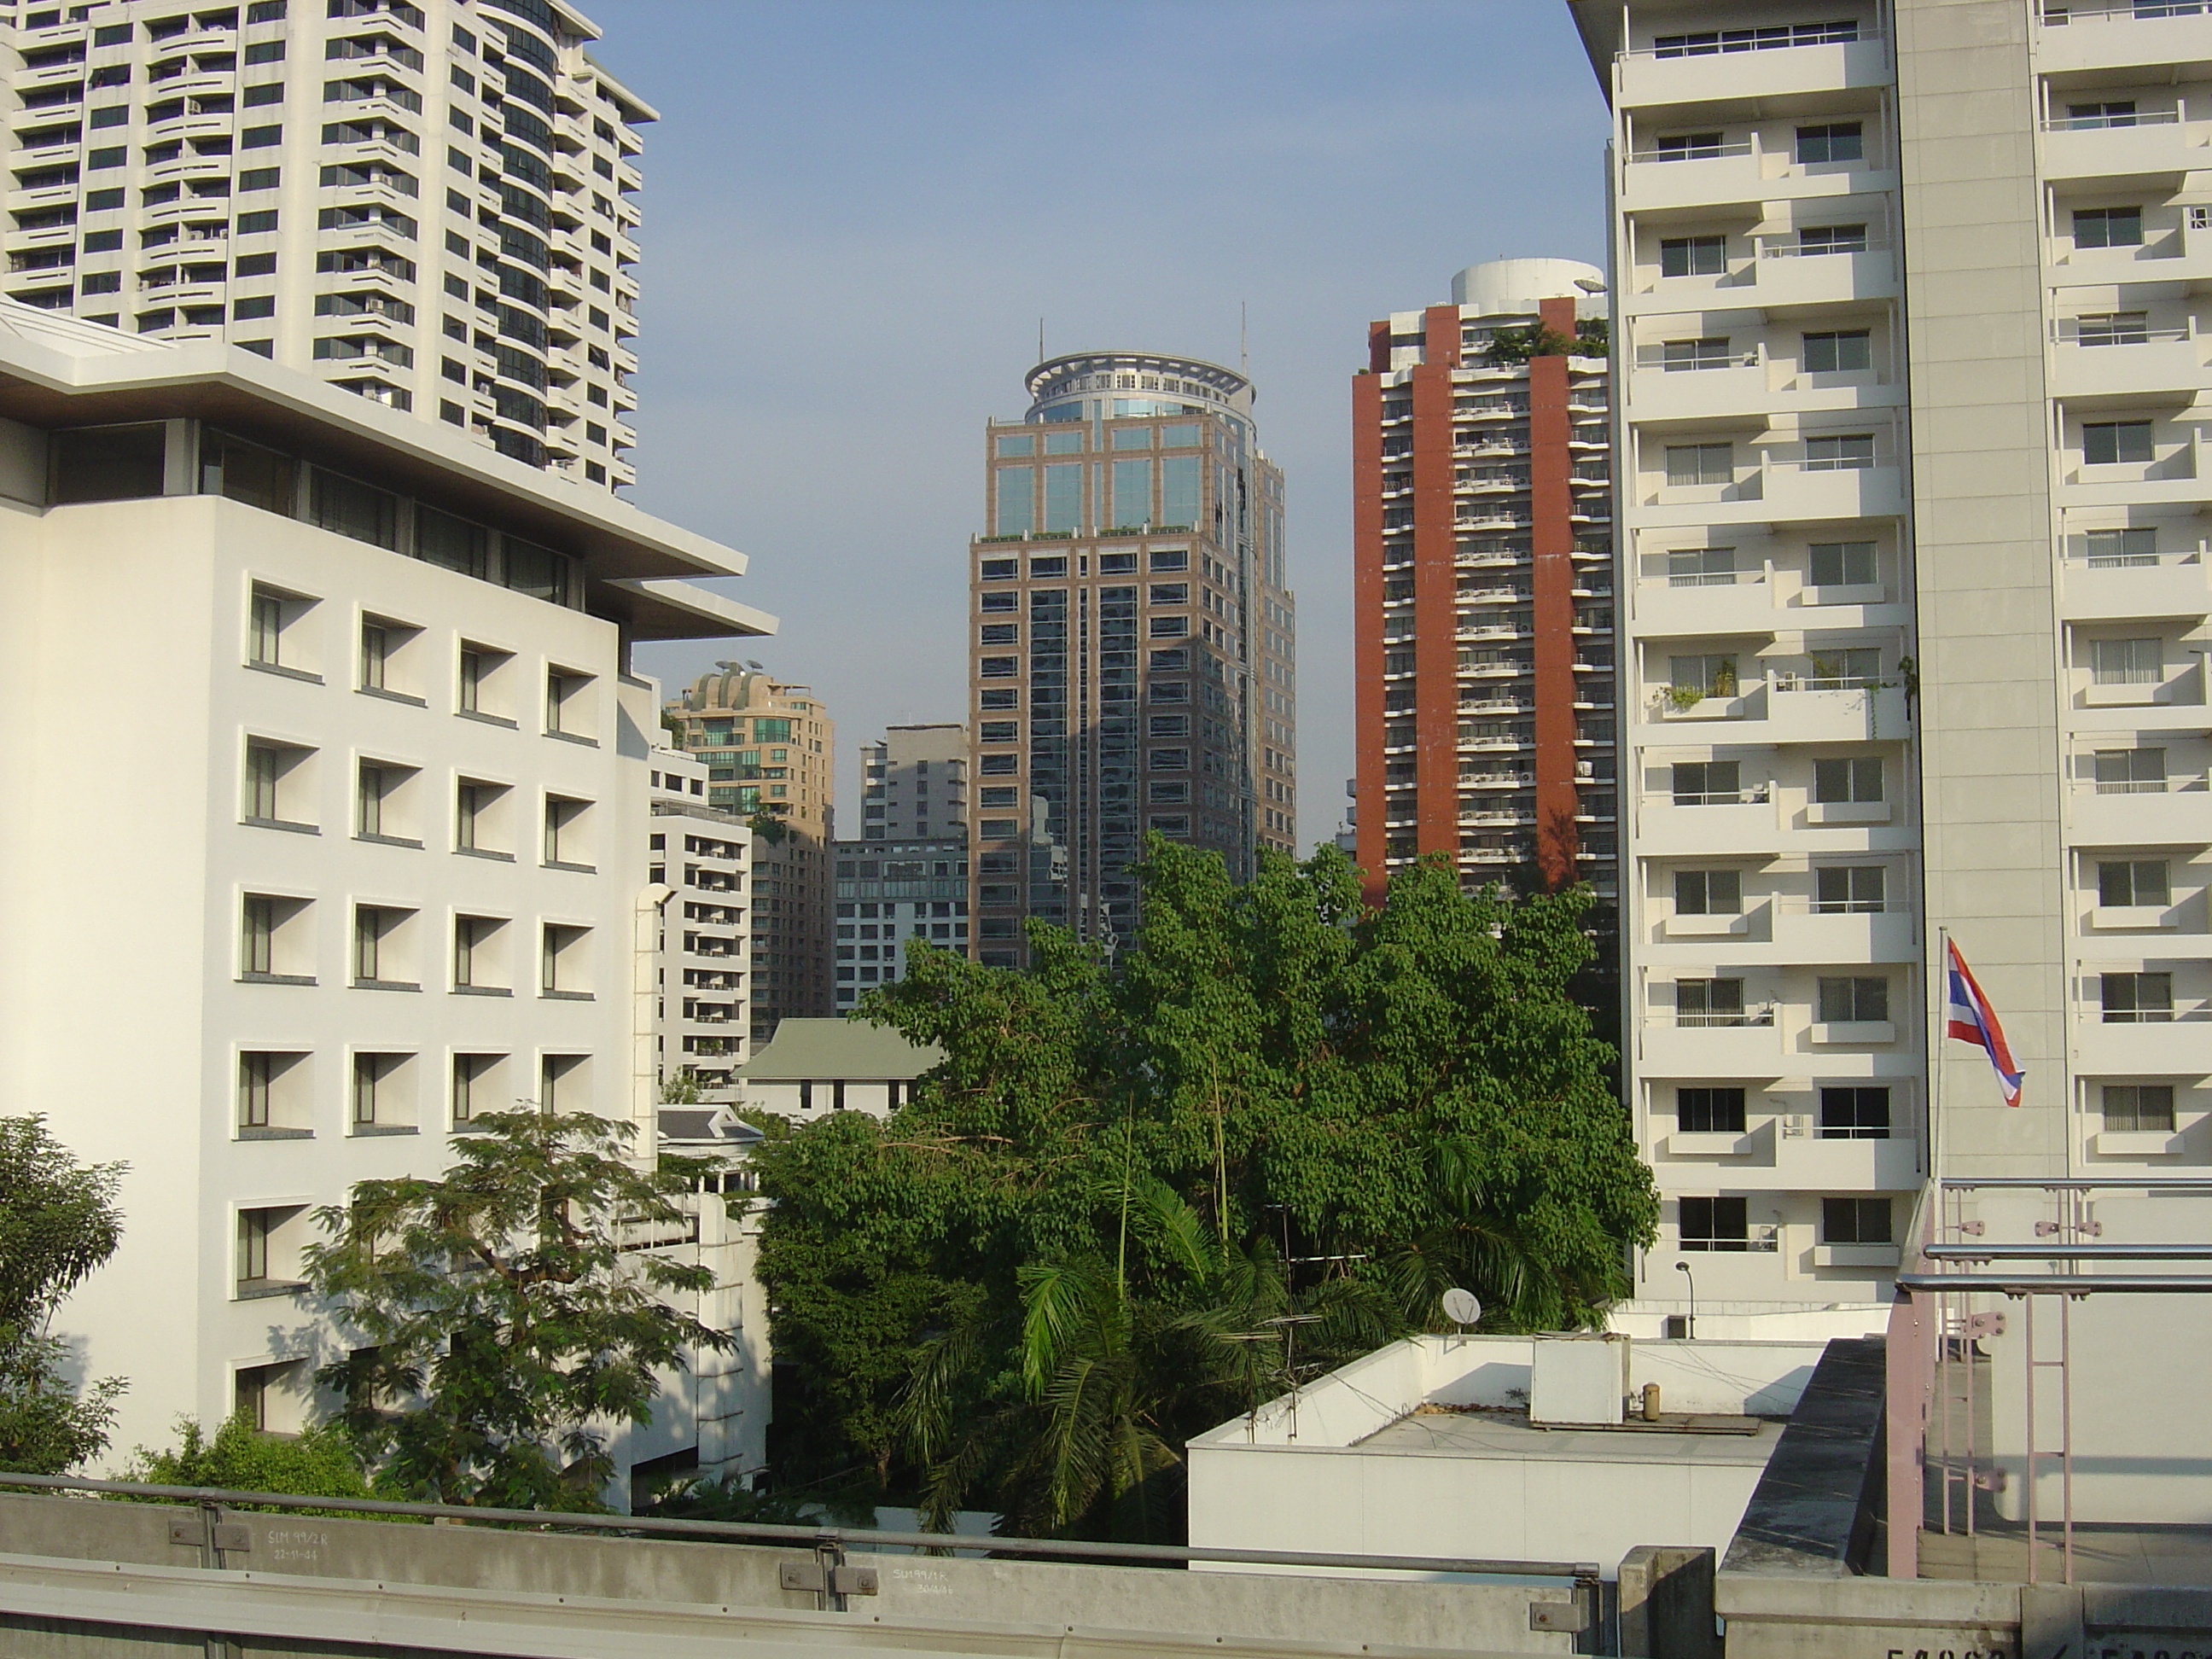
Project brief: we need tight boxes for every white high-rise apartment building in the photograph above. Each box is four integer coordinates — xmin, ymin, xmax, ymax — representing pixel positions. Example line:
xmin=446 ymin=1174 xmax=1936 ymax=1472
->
xmin=3 ymin=0 xmax=643 ymax=490
xmin=0 ymin=302 xmax=770 ymax=1464
xmin=859 ymin=722 xmax=969 ymax=842
xmin=648 ymin=743 xmax=751 ymax=1091
xmin=1575 ymin=0 xmax=2212 ymax=1336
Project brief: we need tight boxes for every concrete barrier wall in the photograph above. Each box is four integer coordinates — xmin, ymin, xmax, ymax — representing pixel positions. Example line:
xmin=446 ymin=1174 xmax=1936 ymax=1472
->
xmin=0 ymin=1493 xmax=1586 ymax=1656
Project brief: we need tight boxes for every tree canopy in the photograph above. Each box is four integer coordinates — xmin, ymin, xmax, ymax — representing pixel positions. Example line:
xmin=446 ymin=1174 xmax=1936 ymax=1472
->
xmin=304 ymin=1109 xmax=731 ymax=1510
xmin=751 ymin=841 xmax=1655 ymax=1538
xmin=0 ymin=1116 xmax=126 ymax=1474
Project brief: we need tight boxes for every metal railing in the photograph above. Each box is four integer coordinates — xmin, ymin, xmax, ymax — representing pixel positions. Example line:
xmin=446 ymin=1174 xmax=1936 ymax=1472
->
xmin=0 ymin=1471 xmax=1599 ymax=1583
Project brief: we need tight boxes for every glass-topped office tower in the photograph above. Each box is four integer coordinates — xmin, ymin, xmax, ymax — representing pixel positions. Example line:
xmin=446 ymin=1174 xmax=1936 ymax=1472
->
xmin=967 ymin=350 xmax=1296 ymax=968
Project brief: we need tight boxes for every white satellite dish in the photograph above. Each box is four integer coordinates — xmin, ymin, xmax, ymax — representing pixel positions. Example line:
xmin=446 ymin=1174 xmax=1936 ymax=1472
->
xmin=1441 ymin=1288 xmax=1482 ymax=1329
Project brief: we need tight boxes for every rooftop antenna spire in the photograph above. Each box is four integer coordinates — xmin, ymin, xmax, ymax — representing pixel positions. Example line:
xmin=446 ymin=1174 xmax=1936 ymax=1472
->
xmin=1240 ymin=300 xmax=1248 ymax=375
xmin=1038 ymin=316 xmax=1045 ymax=362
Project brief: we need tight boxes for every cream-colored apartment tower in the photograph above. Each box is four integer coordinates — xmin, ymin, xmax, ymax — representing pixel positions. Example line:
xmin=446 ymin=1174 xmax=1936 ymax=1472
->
xmin=1573 ymin=0 xmax=2212 ymax=1335
xmin=1 ymin=0 xmax=643 ymax=491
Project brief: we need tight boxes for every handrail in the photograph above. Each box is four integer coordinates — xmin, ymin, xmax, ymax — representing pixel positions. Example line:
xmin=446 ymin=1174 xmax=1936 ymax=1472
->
xmin=0 ymin=1471 xmax=1599 ymax=1581
xmin=1923 ymin=1243 xmax=2212 ymax=1260
xmin=1898 ymin=1273 xmax=2212 ymax=1293
xmin=1938 ymin=1175 xmax=2212 ymax=1190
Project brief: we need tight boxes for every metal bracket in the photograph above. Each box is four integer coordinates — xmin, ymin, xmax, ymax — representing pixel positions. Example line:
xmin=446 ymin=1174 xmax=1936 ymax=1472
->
xmin=1956 ymin=1219 xmax=1986 ymax=1237
xmin=1528 ymin=1598 xmax=1592 ymax=1633
xmin=780 ymin=1539 xmax=878 ymax=1611
xmin=1965 ymin=1311 xmax=2007 ymax=1338
xmin=169 ymin=1505 xmax=250 ymax=1564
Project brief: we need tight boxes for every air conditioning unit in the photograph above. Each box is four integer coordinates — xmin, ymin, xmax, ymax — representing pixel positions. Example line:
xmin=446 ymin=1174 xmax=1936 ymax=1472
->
xmin=1782 ymin=1114 xmax=1811 ymax=1138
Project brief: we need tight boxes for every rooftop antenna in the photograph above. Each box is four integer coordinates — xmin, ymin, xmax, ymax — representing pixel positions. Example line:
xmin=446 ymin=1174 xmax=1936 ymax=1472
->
xmin=1239 ymin=300 xmax=1248 ymax=375
xmin=1038 ymin=316 xmax=1045 ymax=362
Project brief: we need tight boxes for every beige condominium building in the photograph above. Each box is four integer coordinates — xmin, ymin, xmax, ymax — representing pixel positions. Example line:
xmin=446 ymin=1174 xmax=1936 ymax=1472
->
xmin=967 ymin=350 xmax=1296 ymax=968
xmin=647 ymin=742 xmax=749 ymax=1089
xmin=663 ymin=664 xmax=833 ymax=1044
xmin=1573 ymin=0 xmax=2212 ymax=1336
xmin=0 ymin=0 xmax=644 ymax=490
xmin=859 ymin=721 xmax=968 ymax=842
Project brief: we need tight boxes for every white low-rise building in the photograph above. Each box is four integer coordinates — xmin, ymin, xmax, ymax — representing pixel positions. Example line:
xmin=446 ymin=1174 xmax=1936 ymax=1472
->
xmin=0 ymin=300 xmax=772 ymax=1470
xmin=733 ymin=1017 xmax=940 ymax=1120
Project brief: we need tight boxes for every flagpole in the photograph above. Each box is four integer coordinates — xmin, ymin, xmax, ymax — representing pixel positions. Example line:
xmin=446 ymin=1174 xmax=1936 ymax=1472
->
xmin=1932 ymin=925 xmax=1947 ymax=1189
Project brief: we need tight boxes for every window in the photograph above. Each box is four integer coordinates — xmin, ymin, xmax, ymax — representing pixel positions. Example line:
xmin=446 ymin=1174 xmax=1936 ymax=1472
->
xmin=1659 ymin=336 xmax=1732 ymax=371
xmin=352 ymin=1052 xmax=405 ymax=1127
xmin=243 ymin=739 xmax=310 ymax=826
xmin=239 ymin=894 xmax=309 ymax=982
xmin=417 ymin=507 xmax=488 ymax=579
xmin=352 ymin=905 xmax=411 ymax=987
xmin=2094 ymin=747 xmax=2165 ymax=795
xmin=207 ymin=429 xmax=295 ymax=513
xmin=1150 ymin=548 xmax=1190 ymax=572
xmin=1667 ymin=547 xmax=1735 ymax=585
xmin=1672 ymin=760 xmax=1739 ymax=806
xmin=50 ymin=423 xmax=165 ymax=502
xmin=2104 ymin=1083 xmax=2176 ymax=1133
xmin=1679 ymin=1196 xmax=1749 ymax=1252
xmin=545 ymin=667 xmax=593 ymax=736
xmin=992 ymin=465 xmax=1033 ymax=536
xmin=1659 ymin=235 xmax=1726 ymax=276
xmin=1803 ymin=329 xmax=1871 ymax=373
xmin=1042 ymin=462 xmax=1082 ymax=533
xmin=1676 ymin=977 xmax=1746 ymax=1025
xmin=2098 ymin=859 xmax=2169 ymax=908
xmin=1656 ymin=131 xmax=1727 ymax=160
xmin=2077 ymin=311 xmax=2150 ymax=346
xmin=1813 ymin=757 xmax=1883 ymax=804
xmin=1678 ymin=1087 xmax=1746 ymax=1133
xmin=1807 ymin=539 xmax=1877 ymax=587
xmin=237 ymin=1051 xmax=302 ymax=1132
xmin=356 ymin=760 xmax=409 ymax=841
xmin=1149 ymin=582 xmax=1190 ymax=604
xmin=1665 ymin=443 xmax=1732 ymax=486
xmin=2084 ymin=527 xmax=2156 ymax=568
xmin=1798 ymin=224 xmax=1868 ymax=254
xmin=2067 ymin=100 xmax=2138 ymax=129
xmin=451 ymin=1053 xmax=500 ymax=1125
xmin=2083 ymin=420 xmax=2154 ymax=465
xmin=1803 ymin=434 xmax=1875 ymax=470
xmin=236 ymin=1206 xmax=302 ymax=1289
xmin=1669 ymin=654 xmax=1738 ymax=696
xmin=2073 ymin=207 xmax=2144 ymax=248
xmin=1818 ymin=976 xmax=1889 ymax=1025
xmin=307 ymin=467 xmax=399 ymax=548
xmin=1674 ymin=868 xmax=1741 ymax=915
xmin=1653 ymin=20 xmax=1859 ymax=55
xmin=543 ymin=795 xmax=590 ymax=867
xmin=1819 ymin=1086 xmax=1891 ymax=1139
xmin=248 ymin=585 xmax=286 ymax=667
xmin=1821 ymin=1196 xmax=1893 ymax=1244
xmin=539 ymin=1053 xmax=585 ymax=1113
xmin=2091 ymin=637 xmax=2160 ymax=684
xmin=1796 ymin=122 xmax=1863 ymax=164
xmin=541 ymin=923 xmax=591 ymax=998
xmin=2103 ymin=972 xmax=2174 ymax=1023
xmin=455 ymin=778 xmax=507 ymax=855
xmin=979 ymin=623 xmax=1018 ymax=645
xmin=1814 ymin=865 xmax=1885 ymax=914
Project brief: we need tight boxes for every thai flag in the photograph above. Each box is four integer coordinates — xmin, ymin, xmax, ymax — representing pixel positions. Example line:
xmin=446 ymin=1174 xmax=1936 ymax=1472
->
xmin=1945 ymin=939 xmax=2023 ymax=1108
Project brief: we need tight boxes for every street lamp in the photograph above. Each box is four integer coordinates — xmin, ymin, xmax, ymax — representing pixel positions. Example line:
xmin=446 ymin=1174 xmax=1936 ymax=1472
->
xmin=1674 ymin=1260 xmax=1697 ymax=1340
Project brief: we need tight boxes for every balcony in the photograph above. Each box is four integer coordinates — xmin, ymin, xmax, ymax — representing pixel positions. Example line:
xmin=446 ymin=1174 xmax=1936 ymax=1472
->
xmin=2036 ymin=3 xmax=2212 ymax=77
xmin=2069 ymin=779 xmax=2212 ymax=845
xmin=1615 ymin=30 xmax=1889 ymax=109
xmin=2040 ymin=113 xmax=2204 ymax=186
xmin=1765 ymin=680 xmax=1911 ymax=743
xmin=1639 ymin=1016 xmax=1784 ymax=1076
xmin=1758 ymin=456 xmax=1907 ymax=522
xmin=2060 ymin=551 xmax=2209 ymax=621
xmin=1633 ymin=573 xmax=1778 ymax=636
xmin=1773 ymin=1132 xmax=1923 ymax=1191
xmin=1745 ymin=240 xmax=1899 ymax=307
xmin=1771 ymin=901 xmax=1919 ymax=964
xmin=2072 ymin=1010 xmax=2212 ymax=1074
xmin=2049 ymin=329 xmax=2207 ymax=401
xmin=1634 ymin=795 xmax=1780 ymax=858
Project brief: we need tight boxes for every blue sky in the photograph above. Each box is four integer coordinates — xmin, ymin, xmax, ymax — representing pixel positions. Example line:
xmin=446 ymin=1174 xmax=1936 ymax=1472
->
xmin=597 ymin=0 xmax=1610 ymax=848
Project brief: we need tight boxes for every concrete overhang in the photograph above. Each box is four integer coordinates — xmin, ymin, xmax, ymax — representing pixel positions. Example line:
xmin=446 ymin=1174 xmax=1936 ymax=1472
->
xmin=605 ymin=578 xmax=777 ymax=641
xmin=0 ymin=304 xmax=748 ymax=597
xmin=1564 ymin=0 xmax=1621 ymax=93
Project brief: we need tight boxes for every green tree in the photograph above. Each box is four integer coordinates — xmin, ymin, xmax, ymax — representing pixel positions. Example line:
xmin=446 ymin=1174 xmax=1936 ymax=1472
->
xmin=750 ymin=841 xmax=1654 ymax=1539
xmin=0 ymin=1116 xmax=127 ymax=1474
xmin=125 ymin=1415 xmax=370 ymax=1514
xmin=304 ymin=1109 xmax=731 ymax=1510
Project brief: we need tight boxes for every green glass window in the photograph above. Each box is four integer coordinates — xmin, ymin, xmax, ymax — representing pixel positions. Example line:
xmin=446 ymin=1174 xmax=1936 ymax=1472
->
xmin=417 ymin=506 xmax=488 ymax=579
xmin=995 ymin=433 xmax=1034 ymax=457
xmin=309 ymin=468 xmax=399 ymax=550
xmin=1160 ymin=422 xmax=1202 ymax=447
xmin=754 ymin=718 xmax=793 ymax=742
xmin=1044 ymin=429 xmax=1084 ymax=455
xmin=1043 ymin=463 xmax=1083 ymax=533
xmin=1111 ymin=458 xmax=1151 ymax=528
xmin=993 ymin=466 xmax=1033 ymax=536
xmin=1110 ymin=426 xmax=1153 ymax=451
xmin=1160 ymin=455 xmax=1201 ymax=528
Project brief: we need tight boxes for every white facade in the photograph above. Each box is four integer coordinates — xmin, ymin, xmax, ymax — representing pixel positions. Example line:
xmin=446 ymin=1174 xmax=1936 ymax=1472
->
xmin=733 ymin=1017 xmax=942 ymax=1120
xmin=832 ymin=836 xmax=970 ymax=1010
xmin=648 ymin=744 xmax=749 ymax=1089
xmin=0 ymin=303 xmax=769 ymax=1465
xmin=1577 ymin=0 xmax=2212 ymax=1330
xmin=859 ymin=723 xmax=968 ymax=841
xmin=1 ymin=0 xmax=643 ymax=490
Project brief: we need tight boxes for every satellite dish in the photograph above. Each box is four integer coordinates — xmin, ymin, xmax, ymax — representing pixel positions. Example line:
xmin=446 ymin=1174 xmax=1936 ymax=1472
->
xmin=1441 ymin=1288 xmax=1482 ymax=1328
